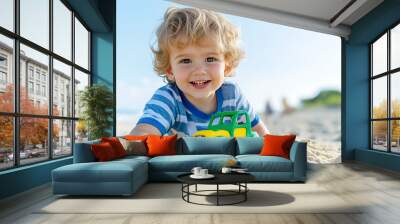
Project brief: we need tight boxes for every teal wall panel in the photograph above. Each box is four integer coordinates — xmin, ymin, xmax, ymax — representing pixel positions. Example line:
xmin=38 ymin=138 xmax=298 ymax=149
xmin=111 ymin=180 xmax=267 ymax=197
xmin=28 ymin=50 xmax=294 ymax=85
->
xmin=66 ymin=0 xmax=110 ymax=32
xmin=91 ymin=32 xmax=115 ymax=135
xmin=343 ymin=0 xmax=400 ymax=171
xmin=343 ymin=44 xmax=369 ymax=160
xmin=92 ymin=32 xmax=113 ymax=87
xmin=348 ymin=0 xmax=400 ymax=45
xmin=0 ymin=158 xmax=72 ymax=199
xmin=355 ymin=149 xmax=400 ymax=172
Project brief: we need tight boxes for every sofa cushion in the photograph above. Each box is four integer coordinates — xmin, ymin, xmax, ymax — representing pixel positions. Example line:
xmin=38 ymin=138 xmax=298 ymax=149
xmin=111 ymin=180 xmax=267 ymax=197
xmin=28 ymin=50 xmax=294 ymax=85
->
xmin=236 ymin=155 xmax=293 ymax=172
xmin=236 ymin=137 xmax=263 ymax=155
xmin=178 ymin=137 xmax=236 ymax=155
xmin=148 ymin=154 xmax=235 ymax=172
xmin=115 ymin=155 xmax=150 ymax=163
xmin=53 ymin=158 xmax=148 ymax=183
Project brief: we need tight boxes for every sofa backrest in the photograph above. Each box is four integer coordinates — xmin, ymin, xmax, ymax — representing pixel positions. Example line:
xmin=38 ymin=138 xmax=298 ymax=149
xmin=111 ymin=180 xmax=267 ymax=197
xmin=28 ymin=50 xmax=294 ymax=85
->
xmin=74 ymin=136 xmax=249 ymax=162
xmin=73 ymin=139 xmax=100 ymax=163
xmin=235 ymin=137 xmax=263 ymax=155
xmin=177 ymin=137 xmax=236 ymax=155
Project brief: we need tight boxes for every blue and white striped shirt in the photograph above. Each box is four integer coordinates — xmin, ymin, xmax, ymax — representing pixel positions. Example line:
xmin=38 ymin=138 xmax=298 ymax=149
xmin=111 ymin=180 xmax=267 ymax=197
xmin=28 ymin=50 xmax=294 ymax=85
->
xmin=137 ymin=81 xmax=260 ymax=136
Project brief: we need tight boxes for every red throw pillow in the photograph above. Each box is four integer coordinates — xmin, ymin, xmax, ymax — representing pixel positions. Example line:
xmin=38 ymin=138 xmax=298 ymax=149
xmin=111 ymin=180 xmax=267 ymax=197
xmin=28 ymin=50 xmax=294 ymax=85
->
xmin=101 ymin=137 xmax=127 ymax=158
xmin=260 ymin=134 xmax=296 ymax=159
xmin=146 ymin=135 xmax=177 ymax=157
xmin=91 ymin=142 xmax=117 ymax=161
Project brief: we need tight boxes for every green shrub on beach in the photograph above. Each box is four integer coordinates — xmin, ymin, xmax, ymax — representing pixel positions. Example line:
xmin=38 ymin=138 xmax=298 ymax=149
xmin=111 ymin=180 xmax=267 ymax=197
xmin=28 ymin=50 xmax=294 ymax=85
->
xmin=301 ymin=90 xmax=341 ymax=108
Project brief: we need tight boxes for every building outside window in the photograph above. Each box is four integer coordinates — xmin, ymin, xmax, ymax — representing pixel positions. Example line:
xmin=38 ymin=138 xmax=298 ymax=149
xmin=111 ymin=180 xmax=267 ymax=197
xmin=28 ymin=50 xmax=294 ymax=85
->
xmin=42 ymin=85 xmax=46 ymax=97
xmin=0 ymin=0 xmax=91 ymax=170
xmin=54 ymin=89 xmax=58 ymax=103
xmin=0 ymin=71 xmax=6 ymax=82
xmin=35 ymin=70 xmax=40 ymax=81
xmin=28 ymin=81 xmax=34 ymax=94
xmin=370 ymin=23 xmax=400 ymax=154
xmin=28 ymin=67 xmax=34 ymax=80
xmin=0 ymin=71 xmax=6 ymax=84
xmin=36 ymin=83 xmax=40 ymax=95
xmin=0 ymin=54 xmax=7 ymax=88
xmin=41 ymin=73 xmax=46 ymax=83
xmin=0 ymin=54 xmax=6 ymax=67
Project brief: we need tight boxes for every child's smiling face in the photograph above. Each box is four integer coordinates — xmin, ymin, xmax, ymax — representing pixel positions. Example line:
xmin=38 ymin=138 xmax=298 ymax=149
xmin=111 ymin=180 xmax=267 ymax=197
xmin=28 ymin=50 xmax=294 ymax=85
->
xmin=167 ymin=37 xmax=228 ymax=103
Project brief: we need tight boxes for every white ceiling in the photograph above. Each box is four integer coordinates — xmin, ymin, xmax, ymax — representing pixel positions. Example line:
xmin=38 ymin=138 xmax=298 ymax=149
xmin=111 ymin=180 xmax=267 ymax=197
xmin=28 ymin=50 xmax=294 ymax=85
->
xmin=229 ymin=0 xmax=352 ymax=21
xmin=170 ymin=0 xmax=384 ymax=38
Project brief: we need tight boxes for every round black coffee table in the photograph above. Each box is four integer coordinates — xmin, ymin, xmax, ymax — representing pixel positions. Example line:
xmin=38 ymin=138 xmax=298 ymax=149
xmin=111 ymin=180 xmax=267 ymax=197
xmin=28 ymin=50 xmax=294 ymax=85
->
xmin=177 ymin=173 xmax=255 ymax=206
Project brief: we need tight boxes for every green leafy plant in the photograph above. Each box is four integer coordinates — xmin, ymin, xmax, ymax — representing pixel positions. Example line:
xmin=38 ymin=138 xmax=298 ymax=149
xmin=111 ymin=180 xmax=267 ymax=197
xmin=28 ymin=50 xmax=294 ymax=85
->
xmin=79 ymin=84 xmax=114 ymax=140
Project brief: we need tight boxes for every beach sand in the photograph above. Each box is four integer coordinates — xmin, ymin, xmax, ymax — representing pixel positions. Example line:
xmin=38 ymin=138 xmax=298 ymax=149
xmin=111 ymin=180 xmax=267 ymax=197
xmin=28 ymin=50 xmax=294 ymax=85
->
xmin=261 ymin=107 xmax=341 ymax=164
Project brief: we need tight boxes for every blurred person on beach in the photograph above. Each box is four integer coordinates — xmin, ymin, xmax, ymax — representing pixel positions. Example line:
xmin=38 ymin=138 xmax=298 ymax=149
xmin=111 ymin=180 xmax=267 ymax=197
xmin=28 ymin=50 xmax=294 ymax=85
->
xmin=130 ymin=7 xmax=269 ymax=137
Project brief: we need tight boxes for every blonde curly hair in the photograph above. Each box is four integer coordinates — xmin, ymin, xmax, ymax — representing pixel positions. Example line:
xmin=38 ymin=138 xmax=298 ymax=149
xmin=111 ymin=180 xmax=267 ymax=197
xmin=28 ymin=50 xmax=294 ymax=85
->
xmin=152 ymin=7 xmax=244 ymax=82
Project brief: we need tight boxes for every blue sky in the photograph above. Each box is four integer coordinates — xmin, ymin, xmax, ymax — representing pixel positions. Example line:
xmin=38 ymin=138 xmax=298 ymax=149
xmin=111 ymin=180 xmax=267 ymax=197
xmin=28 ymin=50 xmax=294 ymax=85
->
xmin=116 ymin=0 xmax=341 ymax=135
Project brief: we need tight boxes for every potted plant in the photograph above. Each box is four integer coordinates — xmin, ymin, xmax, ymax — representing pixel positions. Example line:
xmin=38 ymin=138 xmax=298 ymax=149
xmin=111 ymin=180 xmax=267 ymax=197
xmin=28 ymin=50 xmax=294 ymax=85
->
xmin=79 ymin=84 xmax=114 ymax=140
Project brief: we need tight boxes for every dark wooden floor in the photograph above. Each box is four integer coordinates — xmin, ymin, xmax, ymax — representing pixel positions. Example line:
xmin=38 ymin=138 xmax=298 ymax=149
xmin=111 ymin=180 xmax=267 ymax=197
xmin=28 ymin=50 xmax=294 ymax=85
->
xmin=1 ymin=162 xmax=400 ymax=224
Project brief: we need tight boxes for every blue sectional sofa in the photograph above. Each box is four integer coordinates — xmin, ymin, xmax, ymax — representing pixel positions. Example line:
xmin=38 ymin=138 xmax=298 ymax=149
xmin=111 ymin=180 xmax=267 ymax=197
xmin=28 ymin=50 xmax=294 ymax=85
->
xmin=52 ymin=137 xmax=307 ymax=196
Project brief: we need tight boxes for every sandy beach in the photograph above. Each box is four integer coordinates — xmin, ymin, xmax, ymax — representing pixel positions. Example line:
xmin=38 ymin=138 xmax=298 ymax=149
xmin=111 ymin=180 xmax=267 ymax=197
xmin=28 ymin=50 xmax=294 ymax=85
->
xmin=261 ymin=106 xmax=341 ymax=164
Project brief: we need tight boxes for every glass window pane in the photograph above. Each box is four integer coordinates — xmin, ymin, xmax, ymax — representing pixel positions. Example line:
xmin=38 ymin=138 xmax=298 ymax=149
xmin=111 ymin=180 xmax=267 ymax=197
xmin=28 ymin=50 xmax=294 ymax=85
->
xmin=392 ymin=24 xmax=400 ymax=70
xmin=372 ymin=121 xmax=388 ymax=151
xmin=74 ymin=18 xmax=89 ymax=70
xmin=53 ymin=119 xmax=72 ymax=158
xmin=0 ymin=116 xmax=14 ymax=170
xmin=390 ymin=120 xmax=400 ymax=153
xmin=74 ymin=69 xmax=89 ymax=118
xmin=0 ymin=34 xmax=14 ymax=113
xmin=391 ymin=72 xmax=400 ymax=118
xmin=372 ymin=33 xmax=387 ymax=76
xmin=392 ymin=120 xmax=400 ymax=153
xmin=20 ymin=117 xmax=49 ymax=165
xmin=20 ymin=0 xmax=49 ymax=49
xmin=372 ymin=77 xmax=387 ymax=119
xmin=0 ymin=0 xmax=14 ymax=31
xmin=53 ymin=0 xmax=71 ymax=60
xmin=75 ymin=120 xmax=88 ymax=143
xmin=20 ymin=44 xmax=49 ymax=115
xmin=53 ymin=59 xmax=72 ymax=117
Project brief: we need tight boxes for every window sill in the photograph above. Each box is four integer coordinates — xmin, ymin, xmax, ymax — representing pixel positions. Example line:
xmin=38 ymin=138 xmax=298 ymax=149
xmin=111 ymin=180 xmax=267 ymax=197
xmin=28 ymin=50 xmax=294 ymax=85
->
xmin=0 ymin=156 xmax=72 ymax=175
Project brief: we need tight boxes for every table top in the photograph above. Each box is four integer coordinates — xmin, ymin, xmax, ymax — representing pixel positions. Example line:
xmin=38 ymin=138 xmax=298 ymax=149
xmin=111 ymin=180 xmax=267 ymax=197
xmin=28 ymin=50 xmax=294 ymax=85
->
xmin=177 ymin=172 xmax=255 ymax=185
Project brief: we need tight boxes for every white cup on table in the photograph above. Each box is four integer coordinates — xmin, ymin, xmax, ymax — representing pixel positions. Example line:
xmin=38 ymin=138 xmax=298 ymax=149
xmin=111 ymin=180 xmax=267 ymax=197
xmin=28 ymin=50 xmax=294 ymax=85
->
xmin=191 ymin=167 xmax=202 ymax=176
xmin=199 ymin=169 xmax=208 ymax=176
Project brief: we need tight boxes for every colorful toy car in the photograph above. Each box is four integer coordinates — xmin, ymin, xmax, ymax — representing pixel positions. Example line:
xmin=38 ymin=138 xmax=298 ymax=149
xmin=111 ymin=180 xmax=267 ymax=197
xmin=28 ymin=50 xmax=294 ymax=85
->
xmin=192 ymin=111 xmax=255 ymax=137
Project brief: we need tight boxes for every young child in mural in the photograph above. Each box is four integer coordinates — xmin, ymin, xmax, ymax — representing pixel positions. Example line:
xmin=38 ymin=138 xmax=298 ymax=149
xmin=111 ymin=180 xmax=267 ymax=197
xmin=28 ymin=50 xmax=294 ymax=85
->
xmin=130 ymin=7 xmax=269 ymax=137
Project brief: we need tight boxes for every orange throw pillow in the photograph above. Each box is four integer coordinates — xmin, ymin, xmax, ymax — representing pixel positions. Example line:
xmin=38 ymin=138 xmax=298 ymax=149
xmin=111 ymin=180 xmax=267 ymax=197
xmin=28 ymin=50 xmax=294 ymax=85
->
xmin=146 ymin=135 xmax=177 ymax=157
xmin=91 ymin=142 xmax=117 ymax=161
xmin=260 ymin=134 xmax=296 ymax=159
xmin=101 ymin=137 xmax=127 ymax=158
xmin=124 ymin=135 xmax=148 ymax=141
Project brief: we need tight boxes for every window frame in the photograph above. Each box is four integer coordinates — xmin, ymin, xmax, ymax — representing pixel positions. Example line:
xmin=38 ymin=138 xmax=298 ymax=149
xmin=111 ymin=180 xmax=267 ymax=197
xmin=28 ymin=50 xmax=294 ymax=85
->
xmin=0 ymin=0 xmax=92 ymax=171
xmin=370 ymin=20 xmax=400 ymax=154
